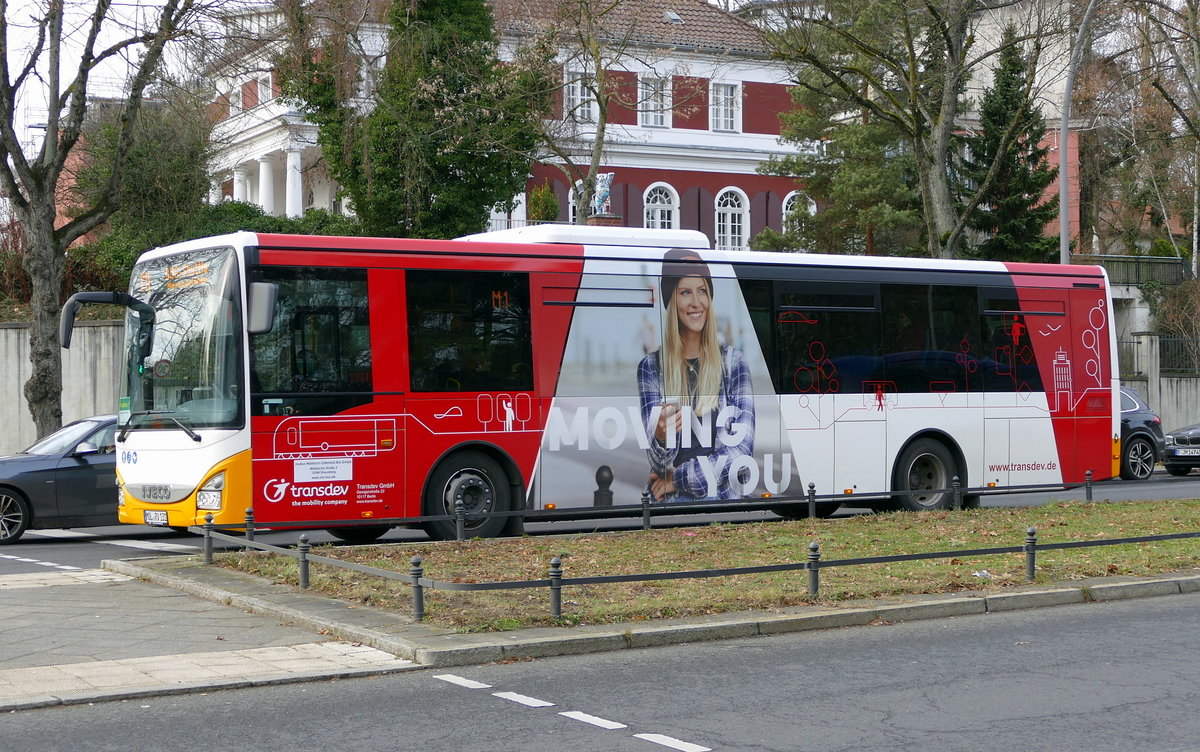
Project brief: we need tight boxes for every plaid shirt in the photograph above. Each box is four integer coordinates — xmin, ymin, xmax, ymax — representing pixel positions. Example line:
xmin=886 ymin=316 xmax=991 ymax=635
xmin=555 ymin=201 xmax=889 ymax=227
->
xmin=637 ymin=345 xmax=756 ymax=501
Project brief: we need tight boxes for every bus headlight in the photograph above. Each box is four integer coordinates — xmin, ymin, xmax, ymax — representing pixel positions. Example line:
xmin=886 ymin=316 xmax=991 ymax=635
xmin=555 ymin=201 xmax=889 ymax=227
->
xmin=197 ymin=472 xmax=225 ymax=510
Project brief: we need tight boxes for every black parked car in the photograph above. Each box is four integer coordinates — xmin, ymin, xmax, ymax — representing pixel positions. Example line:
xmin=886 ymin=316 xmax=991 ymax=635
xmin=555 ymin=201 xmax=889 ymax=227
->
xmin=1163 ymin=421 xmax=1200 ymax=476
xmin=1120 ymin=387 xmax=1166 ymax=481
xmin=0 ymin=415 xmax=118 ymax=544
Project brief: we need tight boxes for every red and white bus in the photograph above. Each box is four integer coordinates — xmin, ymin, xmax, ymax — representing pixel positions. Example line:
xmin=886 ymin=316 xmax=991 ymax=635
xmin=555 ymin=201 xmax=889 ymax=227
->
xmin=60 ymin=225 xmax=1120 ymax=540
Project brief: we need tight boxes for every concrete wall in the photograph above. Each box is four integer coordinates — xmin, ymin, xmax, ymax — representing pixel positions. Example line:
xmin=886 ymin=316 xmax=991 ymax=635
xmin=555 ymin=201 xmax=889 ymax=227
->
xmin=1 ymin=321 xmax=124 ymax=454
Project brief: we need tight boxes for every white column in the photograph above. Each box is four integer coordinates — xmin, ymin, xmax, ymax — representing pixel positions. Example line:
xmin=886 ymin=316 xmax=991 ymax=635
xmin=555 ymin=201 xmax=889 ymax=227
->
xmin=285 ymin=148 xmax=303 ymax=218
xmin=232 ymin=165 xmax=248 ymax=202
xmin=257 ymin=156 xmax=275 ymax=215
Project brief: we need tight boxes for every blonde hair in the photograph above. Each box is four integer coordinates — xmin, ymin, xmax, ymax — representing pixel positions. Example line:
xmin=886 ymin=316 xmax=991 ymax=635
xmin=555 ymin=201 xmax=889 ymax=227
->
xmin=661 ymin=282 xmax=722 ymax=416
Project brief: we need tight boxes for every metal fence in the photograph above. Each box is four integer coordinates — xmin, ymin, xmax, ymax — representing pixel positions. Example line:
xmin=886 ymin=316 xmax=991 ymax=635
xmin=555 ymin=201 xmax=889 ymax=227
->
xmin=196 ymin=505 xmax=1199 ymax=624
xmin=1160 ymin=337 xmax=1200 ymax=376
xmin=1077 ymin=255 xmax=1189 ymax=286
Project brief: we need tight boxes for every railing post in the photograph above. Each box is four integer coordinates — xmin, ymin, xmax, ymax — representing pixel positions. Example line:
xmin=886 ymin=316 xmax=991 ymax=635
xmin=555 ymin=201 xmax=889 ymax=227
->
xmin=807 ymin=541 xmax=821 ymax=598
xmin=642 ymin=490 xmax=651 ymax=530
xmin=244 ymin=507 xmax=255 ymax=550
xmin=952 ymin=476 xmax=962 ymax=511
xmin=549 ymin=556 xmax=563 ymax=619
xmin=203 ymin=513 xmax=214 ymax=565
xmin=410 ymin=556 xmax=425 ymax=622
xmin=1024 ymin=527 xmax=1038 ymax=582
xmin=1085 ymin=470 xmax=1093 ymax=502
xmin=297 ymin=533 xmax=311 ymax=589
xmin=807 ymin=482 xmax=816 ymax=519
xmin=455 ymin=498 xmax=466 ymax=542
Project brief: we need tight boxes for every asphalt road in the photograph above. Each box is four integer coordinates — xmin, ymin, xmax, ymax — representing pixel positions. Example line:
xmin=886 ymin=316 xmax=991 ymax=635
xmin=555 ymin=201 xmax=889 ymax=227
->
xmin=6 ymin=591 xmax=1199 ymax=751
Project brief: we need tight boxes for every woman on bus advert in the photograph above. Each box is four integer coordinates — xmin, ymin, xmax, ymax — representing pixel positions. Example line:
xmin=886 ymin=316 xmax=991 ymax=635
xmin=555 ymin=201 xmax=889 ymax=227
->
xmin=637 ymin=248 xmax=756 ymax=502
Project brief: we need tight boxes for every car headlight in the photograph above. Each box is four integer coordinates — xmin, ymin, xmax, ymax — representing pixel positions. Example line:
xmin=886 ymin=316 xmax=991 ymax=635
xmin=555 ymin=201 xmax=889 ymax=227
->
xmin=1166 ymin=435 xmax=1177 ymax=446
xmin=196 ymin=472 xmax=225 ymax=510
xmin=117 ymin=485 xmax=125 ymax=508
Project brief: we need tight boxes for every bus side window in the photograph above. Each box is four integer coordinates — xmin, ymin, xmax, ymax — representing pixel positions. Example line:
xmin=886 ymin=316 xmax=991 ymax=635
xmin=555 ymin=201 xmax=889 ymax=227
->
xmin=407 ymin=270 xmax=534 ymax=393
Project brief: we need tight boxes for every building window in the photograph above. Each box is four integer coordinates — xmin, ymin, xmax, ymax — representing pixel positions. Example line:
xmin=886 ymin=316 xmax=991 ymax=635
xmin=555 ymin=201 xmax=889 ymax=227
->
xmin=565 ymin=71 xmax=595 ymax=123
xmin=639 ymin=77 xmax=670 ymax=127
xmin=710 ymin=82 xmax=739 ymax=132
xmin=716 ymin=188 xmax=748 ymax=250
xmin=643 ymin=184 xmax=678 ymax=229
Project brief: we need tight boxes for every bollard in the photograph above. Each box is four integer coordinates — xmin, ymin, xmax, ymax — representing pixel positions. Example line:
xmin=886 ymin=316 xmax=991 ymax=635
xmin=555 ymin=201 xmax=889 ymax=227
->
xmin=642 ymin=490 xmax=651 ymax=530
xmin=549 ymin=556 xmax=563 ymax=619
xmin=952 ymin=476 xmax=962 ymax=511
xmin=807 ymin=482 xmax=816 ymax=520
xmin=593 ymin=465 xmax=613 ymax=507
xmin=1085 ymin=469 xmax=1093 ymax=502
xmin=807 ymin=541 xmax=821 ymax=598
xmin=203 ymin=513 xmax=214 ymax=564
xmin=455 ymin=498 xmax=466 ymax=542
xmin=1024 ymin=527 xmax=1038 ymax=582
xmin=297 ymin=534 xmax=311 ymax=589
xmin=410 ymin=556 xmax=425 ymax=622
xmin=244 ymin=507 xmax=255 ymax=549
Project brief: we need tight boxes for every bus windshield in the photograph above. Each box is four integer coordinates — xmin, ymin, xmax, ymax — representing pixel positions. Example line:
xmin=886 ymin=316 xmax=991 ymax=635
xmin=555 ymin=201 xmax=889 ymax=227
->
xmin=119 ymin=246 xmax=244 ymax=432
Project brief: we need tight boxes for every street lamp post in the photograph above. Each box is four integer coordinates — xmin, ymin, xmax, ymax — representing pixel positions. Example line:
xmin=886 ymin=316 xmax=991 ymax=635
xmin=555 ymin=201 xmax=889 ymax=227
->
xmin=1059 ymin=0 xmax=1102 ymax=264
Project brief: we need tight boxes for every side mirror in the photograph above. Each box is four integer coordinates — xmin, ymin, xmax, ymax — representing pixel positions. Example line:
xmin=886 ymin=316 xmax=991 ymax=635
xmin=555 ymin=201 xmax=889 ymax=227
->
xmin=73 ymin=441 xmax=99 ymax=456
xmin=248 ymin=282 xmax=278 ymax=335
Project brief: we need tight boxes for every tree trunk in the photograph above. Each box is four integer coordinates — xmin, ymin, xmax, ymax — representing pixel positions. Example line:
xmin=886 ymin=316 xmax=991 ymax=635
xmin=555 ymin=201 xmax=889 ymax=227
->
xmin=18 ymin=206 xmax=65 ymax=438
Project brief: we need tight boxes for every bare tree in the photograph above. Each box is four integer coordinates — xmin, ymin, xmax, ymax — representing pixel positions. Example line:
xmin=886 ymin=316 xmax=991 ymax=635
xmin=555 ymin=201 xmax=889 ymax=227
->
xmin=500 ymin=0 xmax=739 ymax=222
xmin=0 ymin=0 xmax=210 ymax=436
xmin=769 ymin=0 xmax=1069 ymax=258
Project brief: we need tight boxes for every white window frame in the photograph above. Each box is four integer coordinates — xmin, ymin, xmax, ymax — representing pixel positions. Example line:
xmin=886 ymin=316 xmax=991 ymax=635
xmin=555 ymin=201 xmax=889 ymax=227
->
xmin=639 ymin=76 xmax=671 ymax=128
xmin=710 ymin=82 xmax=740 ymax=132
xmin=565 ymin=71 xmax=596 ymax=123
xmin=715 ymin=187 xmax=749 ymax=251
xmin=257 ymin=75 xmax=273 ymax=105
xmin=643 ymin=183 xmax=679 ymax=229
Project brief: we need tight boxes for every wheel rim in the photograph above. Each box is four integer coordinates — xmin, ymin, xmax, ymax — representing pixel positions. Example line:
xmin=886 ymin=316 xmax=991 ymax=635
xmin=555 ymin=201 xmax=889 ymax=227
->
xmin=441 ymin=469 xmax=495 ymax=530
xmin=0 ymin=492 xmax=25 ymax=541
xmin=1128 ymin=439 xmax=1154 ymax=479
xmin=905 ymin=452 xmax=948 ymax=508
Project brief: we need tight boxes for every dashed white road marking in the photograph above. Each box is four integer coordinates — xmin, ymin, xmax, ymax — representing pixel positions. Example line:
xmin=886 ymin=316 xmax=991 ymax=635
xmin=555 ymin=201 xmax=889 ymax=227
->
xmin=559 ymin=710 xmax=627 ymax=730
xmin=433 ymin=674 xmax=492 ymax=689
xmin=633 ymin=733 xmax=713 ymax=752
xmin=0 ymin=552 xmax=82 ymax=571
xmin=435 ymin=673 xmax=711 ymax=750
xmin=492 ymin=691 xmax=555 ymax=708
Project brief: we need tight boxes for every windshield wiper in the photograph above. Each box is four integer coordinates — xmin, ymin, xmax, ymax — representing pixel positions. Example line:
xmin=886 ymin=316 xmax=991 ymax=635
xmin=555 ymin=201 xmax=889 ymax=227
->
xmin=118 ymin=410 xmax=202 ymax=443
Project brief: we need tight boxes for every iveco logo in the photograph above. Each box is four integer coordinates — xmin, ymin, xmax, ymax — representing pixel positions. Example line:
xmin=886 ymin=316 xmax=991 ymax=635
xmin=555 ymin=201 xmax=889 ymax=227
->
xmin=263 ymin=479 xmax=290 ymax=504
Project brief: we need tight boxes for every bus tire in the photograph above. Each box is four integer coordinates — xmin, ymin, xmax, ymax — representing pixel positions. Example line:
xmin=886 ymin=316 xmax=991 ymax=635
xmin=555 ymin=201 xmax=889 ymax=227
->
xmin=0 ymin=488 xmax=30 ymax=544
xmin=327 ymin=525 xmax=391 ymax=544
xmin=892 ymin=438 xmax=960 ymax=512
xmin=772 ymin=501 xmax=842 ymax=519
xmin=422 ymin=450 xmax=510 ymax=541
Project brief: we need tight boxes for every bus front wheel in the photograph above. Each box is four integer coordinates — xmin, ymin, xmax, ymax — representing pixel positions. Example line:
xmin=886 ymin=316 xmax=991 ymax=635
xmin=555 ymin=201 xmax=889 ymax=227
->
xmin=892 ymin=438 xmax=960 ymax=512
xmin=422 ymin=451 xmax=510 ymax=541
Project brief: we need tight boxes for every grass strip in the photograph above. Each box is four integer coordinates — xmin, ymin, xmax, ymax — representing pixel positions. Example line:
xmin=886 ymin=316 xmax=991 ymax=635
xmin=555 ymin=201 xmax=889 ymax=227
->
xmin=216 ymin=499 xmax=1200 ymax=632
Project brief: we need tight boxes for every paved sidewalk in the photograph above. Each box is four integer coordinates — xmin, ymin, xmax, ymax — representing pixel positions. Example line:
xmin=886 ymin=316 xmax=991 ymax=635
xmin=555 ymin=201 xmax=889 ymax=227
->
xmin=3 ymin=555 xmax=1199 ymax=713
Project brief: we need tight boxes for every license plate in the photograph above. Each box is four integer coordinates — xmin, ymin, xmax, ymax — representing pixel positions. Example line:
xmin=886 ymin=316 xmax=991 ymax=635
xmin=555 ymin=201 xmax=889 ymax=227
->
xmin=1174 ymin=448 xmax=1200 ymax=457
xmin=144 ymin=510 xmax=169 ymax=526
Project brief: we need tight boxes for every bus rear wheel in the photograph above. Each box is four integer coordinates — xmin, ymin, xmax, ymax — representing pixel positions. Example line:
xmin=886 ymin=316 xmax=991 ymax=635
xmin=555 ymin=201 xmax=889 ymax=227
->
xmin=892 ymin=438 xmax=960 ymax=512
xmin=422 ymin=451 xmax=510 ymax=541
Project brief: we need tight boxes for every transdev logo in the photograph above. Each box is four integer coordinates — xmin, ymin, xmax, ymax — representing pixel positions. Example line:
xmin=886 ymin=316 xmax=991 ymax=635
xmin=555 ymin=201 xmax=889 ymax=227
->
xmin=263 ymin=479 xmax=351 ymax=503
xmin=264 ymin=479 xmax=290 ymax=503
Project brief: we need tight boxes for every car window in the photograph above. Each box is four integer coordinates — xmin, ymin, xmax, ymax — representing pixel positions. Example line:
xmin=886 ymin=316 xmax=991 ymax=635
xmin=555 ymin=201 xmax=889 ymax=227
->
xmin=1120 ymin=391 xmax=1137 ymax=412
xmin=22 ymin=420 xmax=106 ymax=455
xmin=88 ymin=423 xmax=116 ymax=453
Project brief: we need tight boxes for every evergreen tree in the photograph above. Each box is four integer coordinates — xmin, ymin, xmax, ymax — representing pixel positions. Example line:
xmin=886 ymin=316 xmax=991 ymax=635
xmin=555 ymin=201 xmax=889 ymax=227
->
xmin=281 ymin=0 xmax=539 ymax=238
xmin=960 ymin=25 xmax=1059 ymax=262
